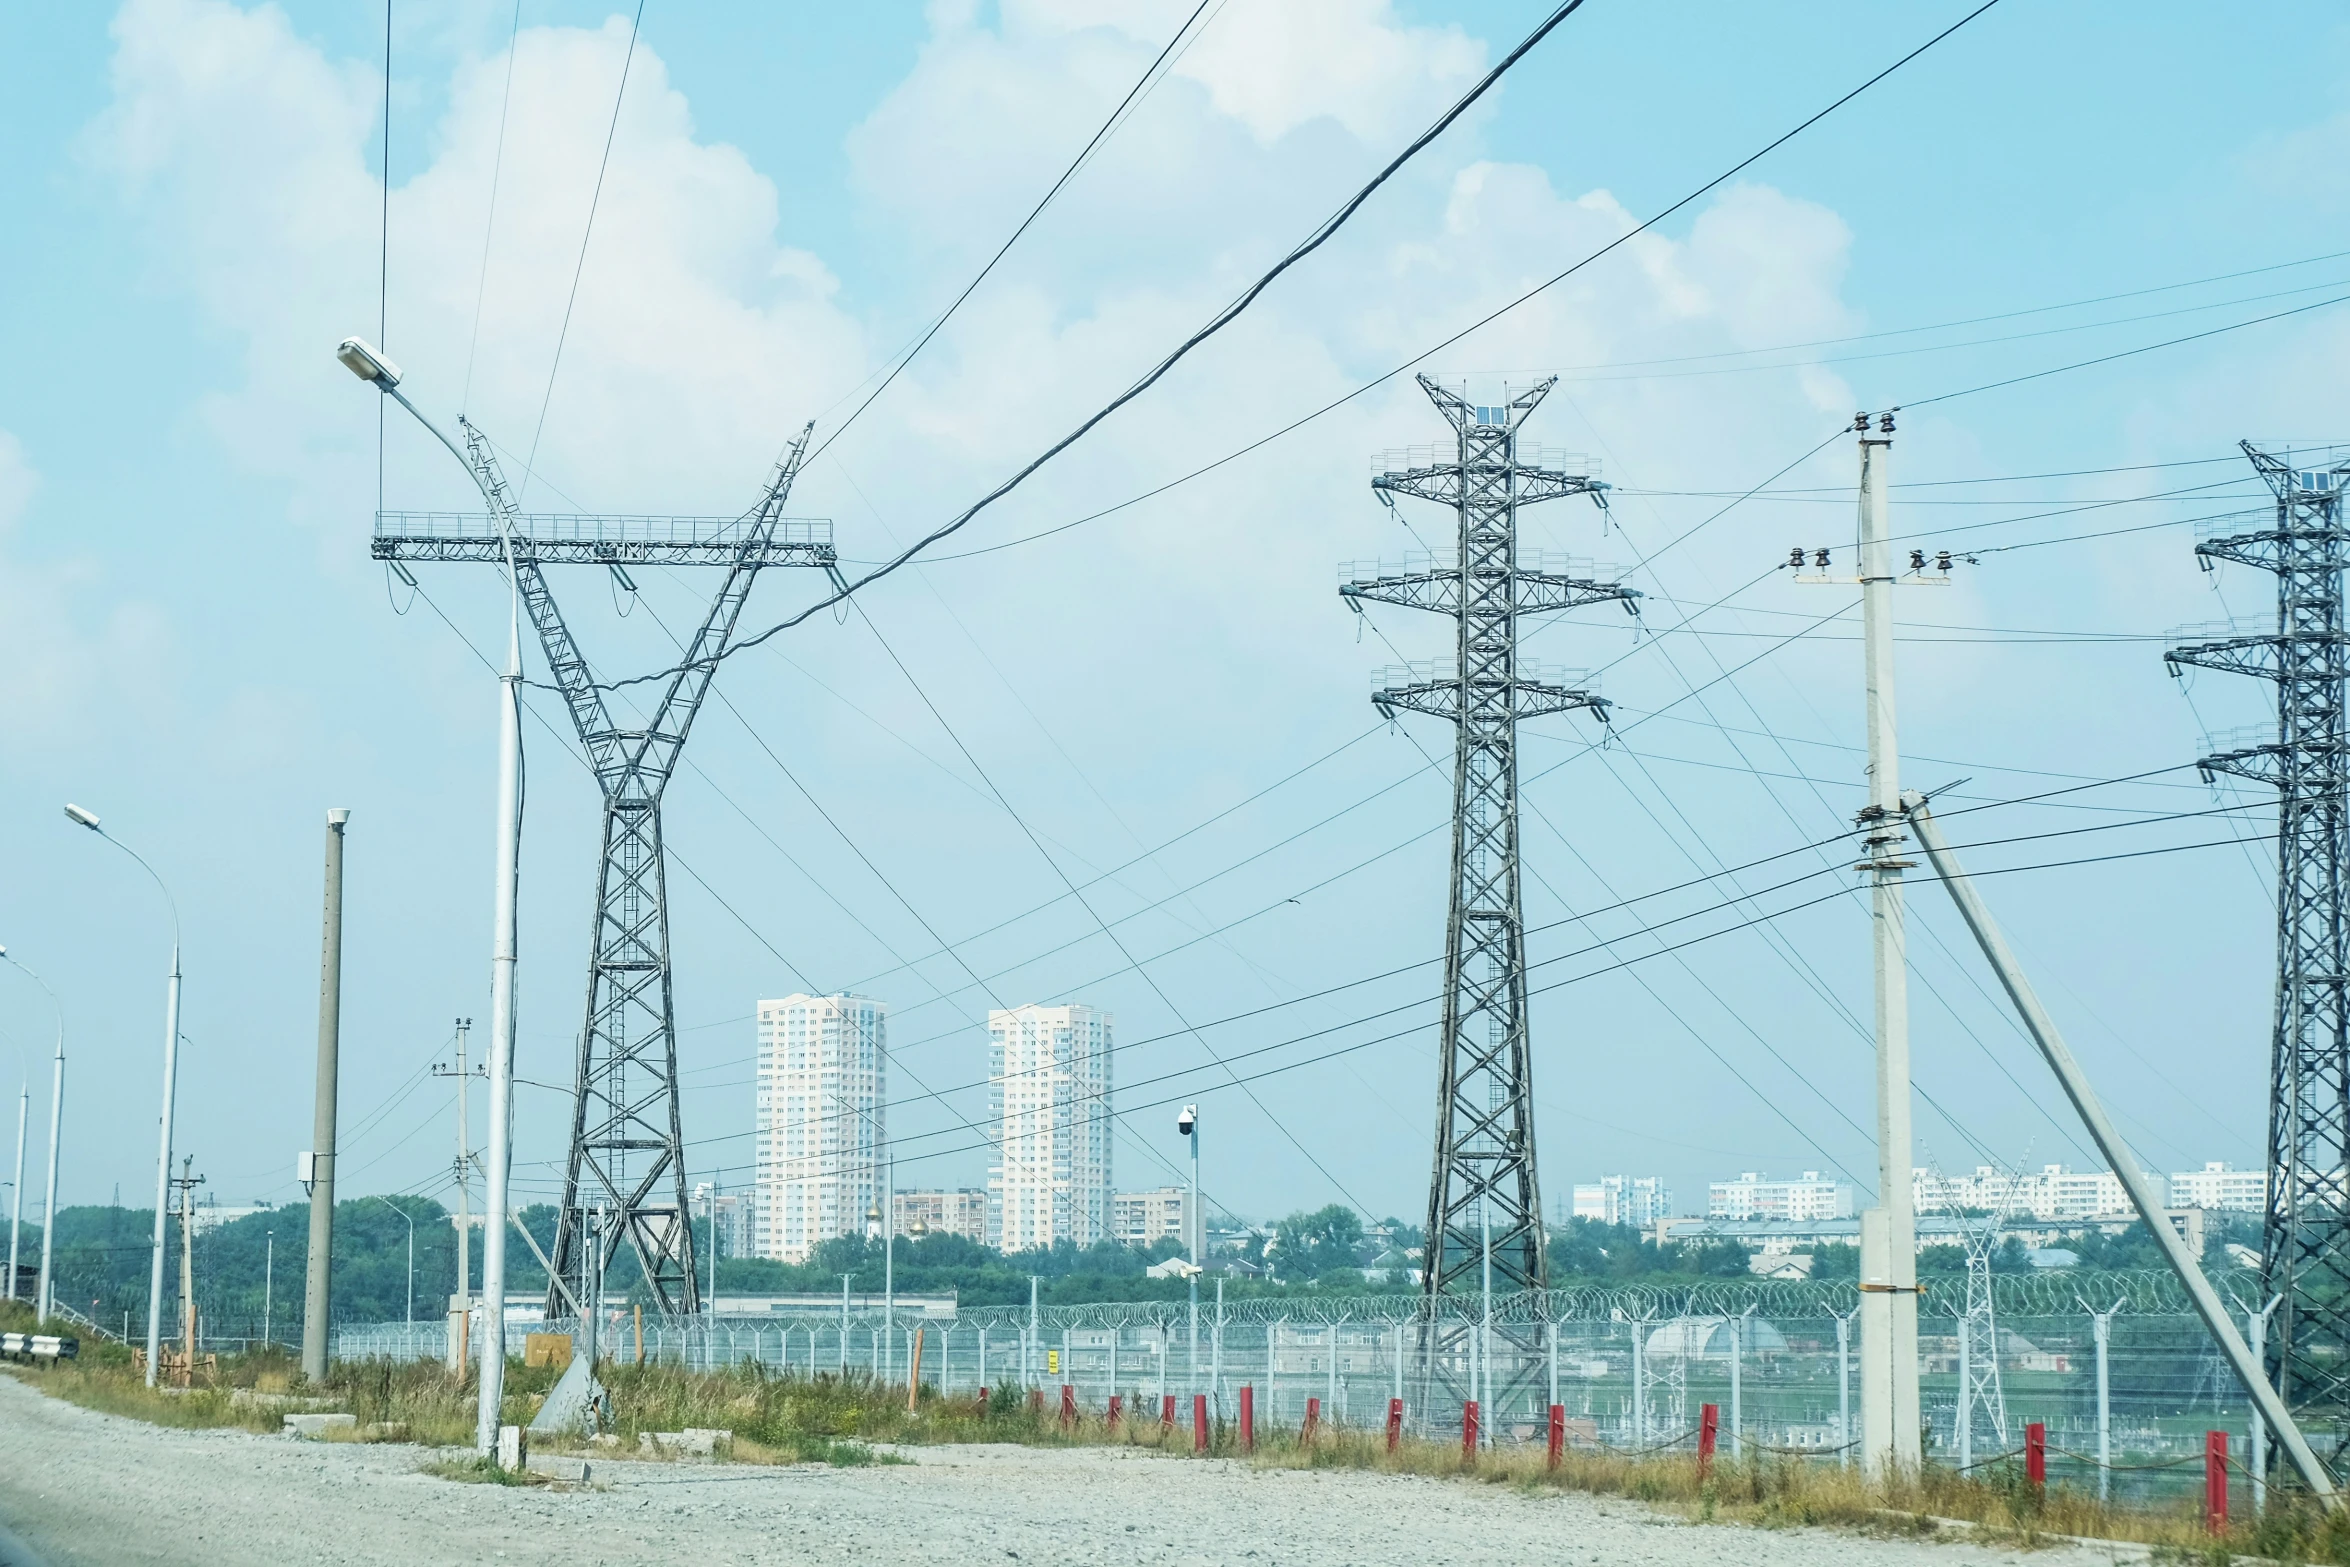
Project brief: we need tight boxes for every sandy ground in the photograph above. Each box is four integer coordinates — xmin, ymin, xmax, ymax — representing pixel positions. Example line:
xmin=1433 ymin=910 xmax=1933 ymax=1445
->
xmin=0 ymin=1373 xmax=2129 ymax=1567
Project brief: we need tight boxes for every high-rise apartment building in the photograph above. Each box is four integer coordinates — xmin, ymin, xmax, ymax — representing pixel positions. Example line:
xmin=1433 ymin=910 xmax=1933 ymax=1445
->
xmin=753 ymin=994 xmax=887 ymax=1264
xmin=1709 ymin=1171 xmax=1853 ymax=1222
xmin=895 ymin=1189 xmax=987 ymax=1242
xmin=988 ymin=1003 xmax=1112 ymax=1252
xmin=1113 ymin=1187 xmax=1195 ymax=1253
xmin=1570 ymin=1175 xmax=1673 ymax=1228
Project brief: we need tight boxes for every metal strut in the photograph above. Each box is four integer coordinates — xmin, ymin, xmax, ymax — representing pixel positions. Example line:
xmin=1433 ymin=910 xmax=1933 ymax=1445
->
xmin=1342 ymin=375 xmax=1633 ymax=1421
xmin=377 ymin=423 xmax=831 ymax=1318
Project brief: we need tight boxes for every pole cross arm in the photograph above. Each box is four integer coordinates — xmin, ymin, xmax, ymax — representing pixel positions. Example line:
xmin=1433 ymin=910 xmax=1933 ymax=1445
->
xmin=1902 ymin=791 xmax=2341 ymax=1506
xmin=1374 ymin=667 xmax=1607 ymax=724
xmin=2191 ymin=742 xmax=2350 ymax=791
xmin=1342 ymin=568 xmax=1637 ymax=617
xmin=2196 ymin=532 xmax=2350 ymax=574
xmin=373 ymin=512 xmax=834 ymax=567
xmin=2166 ymin=634 xmax=2350 ymax=684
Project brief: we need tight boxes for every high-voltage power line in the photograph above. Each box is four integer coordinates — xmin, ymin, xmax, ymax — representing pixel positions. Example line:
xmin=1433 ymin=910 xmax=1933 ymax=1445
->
xmin=371 ymin=426 xmax=832 ymax=1317
xmin=2167 ymin=443 xmax=2350 ymax=1449
xmin=1342 ymin=374 xmax=1633 ymax=1402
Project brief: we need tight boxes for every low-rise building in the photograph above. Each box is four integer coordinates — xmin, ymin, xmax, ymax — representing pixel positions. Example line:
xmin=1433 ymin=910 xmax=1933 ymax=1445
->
xmin=1571 ymin=1175 xmax=1673 ymax=1228
xmin=2167 ymin=1162 xmax=2266 ymax=1213
xmin=1112 ymin=1187 xmax=1194 ymax=1253
xmin=1708 ymin=1171 xmax=1852 ymax=1223
xmin=894 ymin=1189 xmax=986 ymax=1242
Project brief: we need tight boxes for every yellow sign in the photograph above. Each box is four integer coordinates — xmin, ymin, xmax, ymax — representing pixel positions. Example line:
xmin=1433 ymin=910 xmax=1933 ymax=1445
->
xmin=1047 ymin=1349 xmax=1061 ymax=1375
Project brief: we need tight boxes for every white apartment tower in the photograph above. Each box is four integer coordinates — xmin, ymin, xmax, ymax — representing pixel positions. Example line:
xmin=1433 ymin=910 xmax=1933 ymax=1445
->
xmin=988 ymin=1004 xmax=1113 ymax=1252
xmin=753 ymin=994 xmax=887 ymax=1264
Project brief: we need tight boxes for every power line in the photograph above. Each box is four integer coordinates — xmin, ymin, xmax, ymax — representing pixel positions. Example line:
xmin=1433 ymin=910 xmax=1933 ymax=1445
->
xmin=460 ymin=0 xmax=527 ymax=414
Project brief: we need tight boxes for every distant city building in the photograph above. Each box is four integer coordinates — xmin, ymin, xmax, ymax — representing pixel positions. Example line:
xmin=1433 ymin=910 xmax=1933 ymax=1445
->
xmin=988 ymin=1003 xmax=1113 ymax=1252
xmin=1913 ymin=1164 xmax=2136 ymax=1222
xmin=1114 ymin=1187 xmax=1196 ymax=1253
xmin=1571 ymin=1175 xmax=1673 ymax=1228
xmin=753 ymin=993 xmax=887 ymax=1264
xmin=689 ymin=1183 xmax=756 ymax=1260
xmin=1709 ymin=1171 xmax=1852 ymax=1223
xmin=2167 ymin=1161 xmax=2266 ymax=1213
xmin=895 ymin=1188 xmax=987 ymax=1242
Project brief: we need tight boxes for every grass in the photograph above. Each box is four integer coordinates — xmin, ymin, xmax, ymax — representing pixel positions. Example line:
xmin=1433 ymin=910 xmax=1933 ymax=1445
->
xmin=7 ymin=1297 xmax=2343 ymax=1557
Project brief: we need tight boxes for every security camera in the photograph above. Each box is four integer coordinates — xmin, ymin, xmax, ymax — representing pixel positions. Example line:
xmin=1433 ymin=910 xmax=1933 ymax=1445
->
xmin=1177 ymin=1106 xmax=1197 ymax=1137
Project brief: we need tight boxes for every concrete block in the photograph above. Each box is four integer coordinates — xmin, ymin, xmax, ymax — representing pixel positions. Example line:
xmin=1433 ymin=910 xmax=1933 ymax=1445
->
xmin=497 ymin=1424 xmax=527 ymax=1472
xmin=526 ymin=1453 xmax=592 ymax=1483
xmin=283 ymin=1413 xmax=358 ymax=1439
xmin=639 ymin=1428 xmax=729 ymax=1458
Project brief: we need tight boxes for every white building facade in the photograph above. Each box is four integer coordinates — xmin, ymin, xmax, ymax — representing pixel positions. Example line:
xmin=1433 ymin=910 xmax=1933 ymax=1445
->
xmin=895 ymin=1189 xmax=987 ymax=1242
xmin=1709 ymin=1172 xmax=1852 ymax=1223
xmin=1571 ymin=1175 xmax=1673 ymax=1228
xmin=1913 ymin=1164 xmax=2134 ymax=1222
xmin=2167 ymin=1162 xmax=2266 ymax=1212
xmin=988 ymin=1003 xmax=1113 ymax=1252
xmin=753 ymin=994 xmax=887 ymax=1264
xmin=1114 ymin=1187 xmax=1194 ymax=1252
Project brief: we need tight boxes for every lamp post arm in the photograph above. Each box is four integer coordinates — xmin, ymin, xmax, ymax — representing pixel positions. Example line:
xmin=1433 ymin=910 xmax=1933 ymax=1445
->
xmin=90 ymin=835 xmax=179 ymax=957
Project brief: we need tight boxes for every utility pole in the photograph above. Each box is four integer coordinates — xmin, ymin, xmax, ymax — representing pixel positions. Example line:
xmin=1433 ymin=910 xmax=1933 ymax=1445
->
xmin=706 ymin=1179 xmax=719 ymax=1314
xmin=171 ymin=1157 xmax=203 ymax=1381
xmin=433 ymin=1019 xmax=481 ymax=1313
xmin=301 ymin=808 xmax=350 ymax=1383
xmin=7 ymin=1082 xmax=21 ymax=1302
xmin=263 ymin=1231 xmax=274 ymax=1346
xmin=2167 ymin=444 xmax=2350 ymax=1437
xmin=1342 ymin=375 xmax=1631 ymax=1416
xmin=1 ymin=947 xmax=68 ymax=1325
xmin=1796 ymin=413 xmax=1926 ymax=1479
xmin=1180 ymin=1105 xmax=1199 ymax=1394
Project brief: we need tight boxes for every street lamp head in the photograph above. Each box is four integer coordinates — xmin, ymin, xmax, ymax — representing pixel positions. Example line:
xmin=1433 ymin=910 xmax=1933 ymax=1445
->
xmin=1177 ymin=1105 xmax=1197 ymax=1137
xmin=336 ymin=336 xmax=402 ymax=389
xmin=62 ymin=804 xmax=99 ymax=830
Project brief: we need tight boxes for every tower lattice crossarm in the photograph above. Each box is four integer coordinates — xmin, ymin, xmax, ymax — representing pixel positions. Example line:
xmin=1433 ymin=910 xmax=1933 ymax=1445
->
xmin=374 ymin=424 xmax=833 ymax=1318
xmin=1340 ymin=374 xmax=1631 ymax=1416
xmin=2163 ymin=440 xmax=2350 ymax=1433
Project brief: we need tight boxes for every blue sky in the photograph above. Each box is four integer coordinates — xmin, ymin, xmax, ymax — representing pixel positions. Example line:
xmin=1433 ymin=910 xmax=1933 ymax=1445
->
xmin=2 ymin=0 xmax=2348 ymax=1240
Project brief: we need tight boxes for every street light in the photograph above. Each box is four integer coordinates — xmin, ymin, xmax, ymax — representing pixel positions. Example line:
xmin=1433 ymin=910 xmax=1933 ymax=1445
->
xmin=61 ymin=805 xmax=180 ymax=1385
xmin=374 ymin=1196 xmax=416 ymax=1326
xmin=338 ymin=334 xmax=524 ymax=1459
xmin=0 ymin=947 xmax=64 ymax=1323
xmin=1178 ymin=1105 xmax=1199 ymax=1393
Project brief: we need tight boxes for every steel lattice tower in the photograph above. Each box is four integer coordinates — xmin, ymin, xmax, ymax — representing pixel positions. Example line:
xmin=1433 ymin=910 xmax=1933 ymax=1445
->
xmin=1341 ymin=375 xmax=1632 ymax=1402
xmin=375 ymin=426 xmax=831 ymax=1316
xmin=2167 ymin=441 xmax=2350 ymax=1437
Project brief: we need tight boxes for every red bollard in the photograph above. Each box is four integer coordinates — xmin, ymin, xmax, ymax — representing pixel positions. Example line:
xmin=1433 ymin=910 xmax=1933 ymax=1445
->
xmin=1303 ymin=1396 xmax=1320 ymax=1443
xmin=1698 ymin=1402 xmax=1720 ymax=1478
xmin=1060 ymin=1384 xmax=1076 ymax=1428
xmin=1386 ymin=1397 xmax=1404 ymax=1453
xmin=1162 ymin=1394 xmax=1177 ymax=1432
xmin=2205 ymin=1430 xmax=2229 ymax=1533
xmin=1547 ymin=1404 xmax=1565 ymax=1471
xmin=1193 ymin=1393 xmax=1209 ymax=1452
xmin=1240 ymin=1385 xmax=1255 ymax=1450
xmin=1463 ymin=1400 xmax=1480 ymax=1463
xmin=2025 ymin=1422 xmax=2047 ymax=1490
xmin=977 ymin=1386 xmax=990 ymax=1417
xmin=1107 ymin=1394 xmax=1123 ymax=1429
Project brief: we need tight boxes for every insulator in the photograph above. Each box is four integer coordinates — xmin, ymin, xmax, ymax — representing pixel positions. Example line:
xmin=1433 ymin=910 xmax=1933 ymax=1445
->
xmin=1936 ymin=551 xmax=1952 ymax=572
xmin=1908 ymin=549 xmax=1926 ymax=571
xmin=1879 ymin=411 xmax=1896 ymax=434
xmin=1788 ymin=547 xmax=1806 ymax=568
xmin=1813 ymin=548 xmax=1830 ymax=569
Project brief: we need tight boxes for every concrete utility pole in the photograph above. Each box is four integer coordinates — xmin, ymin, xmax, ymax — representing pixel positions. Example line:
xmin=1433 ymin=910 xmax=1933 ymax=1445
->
xmin=173 ymin=1157 xmax=203 ymax=1375
xmin=7 ymin=1083 xmax=22 ymax=1302
xmin=264 ymin=1231 xmax=274 ymax=1345
xmin=1 ymin=949 xmax=68 ymax=1325
xmin=434 ymin=1019 xmax=479 ymax=1317
xmin=301 ymin=808 xmax=350 ymax=1382
xmin=1180 ymin=1106 xmax=1199 ymax=1394
xmin=1852 ymin=414 xmax=1921 ymax=1479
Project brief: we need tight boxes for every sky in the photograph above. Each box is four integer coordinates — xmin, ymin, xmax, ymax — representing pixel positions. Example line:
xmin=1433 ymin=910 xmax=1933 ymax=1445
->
xmin=2 ymin=0 xmax=2349 ymax=1242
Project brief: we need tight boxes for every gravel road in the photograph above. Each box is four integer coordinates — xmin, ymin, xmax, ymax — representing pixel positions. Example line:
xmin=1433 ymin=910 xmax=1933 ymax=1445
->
xmin=0 ymin=1373 xmax=2122 ymax=1567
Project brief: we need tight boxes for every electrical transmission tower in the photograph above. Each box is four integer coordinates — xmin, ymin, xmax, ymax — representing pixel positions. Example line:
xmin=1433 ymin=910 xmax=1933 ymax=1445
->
xmin=1952 ymin=1175 xmax=2012 ymax=1469
xmin=2166 ymin=441 xmax=2350 ymax=1444
xmin=1341 ymin=375 xmax=1633 ymax=1408
xmin=375 ymin=425 xmax=831 ymax=1316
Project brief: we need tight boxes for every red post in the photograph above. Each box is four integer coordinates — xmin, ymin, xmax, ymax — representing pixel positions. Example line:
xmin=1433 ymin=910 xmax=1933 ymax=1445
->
xmin=1240 ymin=1385 xmax=1255 ymax=1450
xmin=1162 ymin=1394 xmax=1177 ymax=1431
xmin=2205 ymin=1430 xmax=2229 ymax=1533
xmin=1698 ymin=1402 xmax=1720 ymax=1478
xmin=1060 ymin=1384 xmax=1076 ymax=1429
xmin=2025 ymin=1422 xmax=2047 ymax=1490
xmin=1547 ymin=1404 xmax=1565 ymax=1471
xmin=1386 ymin=1397 xmax=1404 ymax=1453
xmin=1193 ymin=1393 xmax=1209 ymax=1452
xmin=977 ymin=1386 xmax=989 ymax=1416
xmin=1107 ymin=1394 xmax=1122 ymax=1429
xmin=1462 ymin=1400 xmax=1480 ymax=1462
xmin=1303 ymin=1396 xmax=1320 ymax=1443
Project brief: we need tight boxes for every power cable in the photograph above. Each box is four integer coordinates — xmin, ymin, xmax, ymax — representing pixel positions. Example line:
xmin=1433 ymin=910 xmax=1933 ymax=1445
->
xmin=516 ymin=0 xmax=646 ymax=509
xmin=461 ymin=0 xmax=527 ymax=413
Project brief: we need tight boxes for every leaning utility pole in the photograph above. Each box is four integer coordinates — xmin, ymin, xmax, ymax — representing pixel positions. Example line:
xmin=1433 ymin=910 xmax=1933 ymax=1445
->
xmin=301 ymin=808 xmax=350 ymax=1381
xmin=1341 ymin=375 xmax=1631 ymax=1410
xmin=2167 ymin=443 xmax=2350 ymax=1450
xmin=371 ymin=426 xmax=832 ymax=1316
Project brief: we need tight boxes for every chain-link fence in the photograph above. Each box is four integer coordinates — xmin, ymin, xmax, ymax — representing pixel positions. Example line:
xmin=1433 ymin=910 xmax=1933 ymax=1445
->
xmin=331 ymin=1271 xmax=2294 ymax=1504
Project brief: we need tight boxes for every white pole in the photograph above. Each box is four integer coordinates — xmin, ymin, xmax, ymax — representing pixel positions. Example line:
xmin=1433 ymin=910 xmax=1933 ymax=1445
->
xmin=1956 ymin=1313 xmax=1972 ymax=1471
xmin=1835 ymin=1311 xmax=1852 ymax=1467
xmin=1632 ymin=1318 xmax=1647 ymax=1448
xmin=453 ymin=1019 xmax=471 ymax=1311
xmin=841 ymin=1274 xmax=850 ymax=1374
xmin=1729 ymin=1308 xmax=1749 ymax=1458
xmin=1479 ymin=1195 xmax=1493 ymax=1444
xmin=1187 ymin=1112 xmax=1200 ymax=1395
xmin=147 ymin=948 xmax=181 ymax=1387
xmin=7 ymin=1084 xmax=22 ymax=1303
xmin=264 ymin=1232 xmax=273 ymax=1345
xmin=2091 ymin=1304 xmax=2114 ymax=1502
xmin=473 ymin=601 xmax=523 ymax=1456
xmin=1212 ymin=1277 xmax=1223 ymax=1407
xmin=1854 ymin=413 xmax=1921 ymax=1480
xmin=2250 ymin=1295 xmax=2280 ymax=1511
xmin=37 ymin=1031 xmax=62 ymax=1324
xmin=1547 ymin=1319 xmax=1558 ymax=1410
